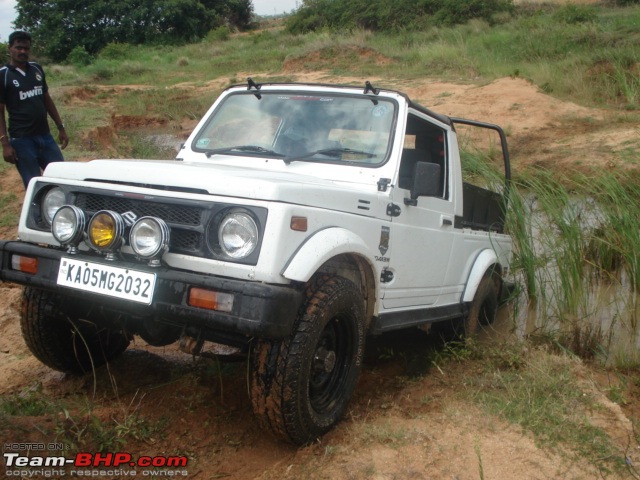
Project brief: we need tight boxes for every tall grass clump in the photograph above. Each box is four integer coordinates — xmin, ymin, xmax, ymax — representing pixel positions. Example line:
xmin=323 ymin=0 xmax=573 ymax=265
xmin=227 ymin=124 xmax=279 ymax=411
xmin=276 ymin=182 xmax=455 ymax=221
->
xmin=506 ymin=181 xmax=539 ymax=302
xmin=540 ymin=173 xmax=593 ymax=318
xmin=581 ymin=172 xmax=640 ymax=293
xmin=507 ymin=172 xmax=592 ymax=327
xmin=506 ymin=168 xmax=640 ymax=361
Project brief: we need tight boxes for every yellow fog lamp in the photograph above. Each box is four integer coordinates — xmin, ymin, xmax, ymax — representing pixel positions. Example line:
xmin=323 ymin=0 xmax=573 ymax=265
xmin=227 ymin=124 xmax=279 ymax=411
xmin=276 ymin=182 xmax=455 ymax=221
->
xmin=51 ymin=205 xmax=86 ymax=253
xmin=129 ymin=217 xmax=170 ymax=266
xmin=88 ymin=210 xmax=125 ymax=259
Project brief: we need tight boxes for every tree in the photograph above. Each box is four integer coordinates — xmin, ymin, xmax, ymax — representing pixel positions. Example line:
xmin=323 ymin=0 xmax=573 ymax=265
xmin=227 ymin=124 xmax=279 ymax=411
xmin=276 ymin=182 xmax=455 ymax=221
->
xmin=14 ymin=0 xmax=253 ymax=62
xmin=201 ymin=0 xmax=253 ymax=27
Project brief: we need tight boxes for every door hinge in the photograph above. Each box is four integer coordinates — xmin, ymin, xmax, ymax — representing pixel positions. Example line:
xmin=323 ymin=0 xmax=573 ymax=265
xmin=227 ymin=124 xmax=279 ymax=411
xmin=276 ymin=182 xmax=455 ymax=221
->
xmin=386 ymin=203 xmax=401 ymax=217
xmin=377 ymin=178 xmax=391 ymax=192
xmin=380 ymin=269 xmax=394 ymax=283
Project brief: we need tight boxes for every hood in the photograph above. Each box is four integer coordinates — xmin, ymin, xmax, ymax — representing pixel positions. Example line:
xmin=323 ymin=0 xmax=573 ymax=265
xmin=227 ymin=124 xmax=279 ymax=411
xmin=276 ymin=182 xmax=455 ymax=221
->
xmin=43 ymin=158 xmax=381 ymax=214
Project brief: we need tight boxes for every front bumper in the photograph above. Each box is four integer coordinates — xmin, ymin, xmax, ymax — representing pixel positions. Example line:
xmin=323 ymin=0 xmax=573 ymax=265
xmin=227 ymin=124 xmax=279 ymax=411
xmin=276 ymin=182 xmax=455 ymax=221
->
xmin=0 ymin=240 xmax=303 ymax=340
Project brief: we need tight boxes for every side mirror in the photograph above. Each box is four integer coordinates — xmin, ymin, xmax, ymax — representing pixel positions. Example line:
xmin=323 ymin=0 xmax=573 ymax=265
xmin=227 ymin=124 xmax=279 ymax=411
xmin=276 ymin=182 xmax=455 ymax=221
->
xmin=406 ymin=162 xmax=441 ymax=205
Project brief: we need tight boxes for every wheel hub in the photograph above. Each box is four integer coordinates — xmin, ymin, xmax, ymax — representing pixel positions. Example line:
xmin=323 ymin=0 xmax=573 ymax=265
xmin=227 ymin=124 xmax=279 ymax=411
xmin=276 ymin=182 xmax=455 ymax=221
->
xmin=314 ymin=347 xmax=337 ymax=374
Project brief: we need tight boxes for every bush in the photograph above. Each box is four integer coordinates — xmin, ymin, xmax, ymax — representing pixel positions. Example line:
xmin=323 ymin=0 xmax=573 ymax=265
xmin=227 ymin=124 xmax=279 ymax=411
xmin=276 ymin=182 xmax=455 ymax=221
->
xmin=433 ymin=0 xmax=514 ymax=26
xmin=66 ymin=46 xmax=93 ymax=66
xmin=99 ymin=43 xmax=130 ymax=60
xmin=206 ymin=26 xmax=232 ymax=42
xmin=553 ymin=5 xmax=597 ymax=24
xmin=286 ymin=0 xmax=514 ymax=33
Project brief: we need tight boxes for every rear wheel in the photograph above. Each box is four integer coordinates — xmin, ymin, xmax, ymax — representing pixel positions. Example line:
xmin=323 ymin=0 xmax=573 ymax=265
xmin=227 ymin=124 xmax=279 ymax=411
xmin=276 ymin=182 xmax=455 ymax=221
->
xmin=250 ymin=275 xmax=366 ymax=445
xmin=20 ymin=287 xmax=130 ymax=374
xmin=464 ymin=273 xmax=499 ymax=337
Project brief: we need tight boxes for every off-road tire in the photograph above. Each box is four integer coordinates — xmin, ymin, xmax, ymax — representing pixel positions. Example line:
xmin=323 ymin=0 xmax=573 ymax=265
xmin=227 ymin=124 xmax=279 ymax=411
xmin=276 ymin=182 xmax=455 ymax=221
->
xmin=20 ymin=287 xmax=130 ymax=374
xmin=250 ymin=275 xmax=366 ymax=445
xmin=464 ymin=273 xmax=500 ymax=337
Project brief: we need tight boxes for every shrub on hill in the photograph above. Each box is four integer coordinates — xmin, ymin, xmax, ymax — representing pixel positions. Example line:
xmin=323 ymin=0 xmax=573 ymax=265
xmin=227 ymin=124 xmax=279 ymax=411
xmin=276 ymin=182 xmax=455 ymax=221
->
xmin=286 ymin=0 xmax=514 ymax=33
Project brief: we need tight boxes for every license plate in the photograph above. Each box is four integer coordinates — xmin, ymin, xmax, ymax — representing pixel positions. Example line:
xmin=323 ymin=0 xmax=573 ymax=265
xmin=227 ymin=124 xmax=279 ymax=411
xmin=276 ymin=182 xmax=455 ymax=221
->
xmin=57 ymin=257 xmax=156 ymax=305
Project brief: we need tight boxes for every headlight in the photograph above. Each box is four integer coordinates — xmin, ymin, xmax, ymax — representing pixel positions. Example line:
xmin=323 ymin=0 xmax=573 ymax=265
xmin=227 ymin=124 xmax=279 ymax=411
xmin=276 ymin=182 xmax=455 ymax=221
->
xmin=218 ymin=212 xmax=258 ymax=259
xmin=52 ymin=205 xmax=86 ymax=247
xmin=130 ymin=217 xmax=170 ymax=262
xmin=41 ymin=187 xmax=66 ymax=225
xmin=88 ymin=210 xmax=125 ymax=255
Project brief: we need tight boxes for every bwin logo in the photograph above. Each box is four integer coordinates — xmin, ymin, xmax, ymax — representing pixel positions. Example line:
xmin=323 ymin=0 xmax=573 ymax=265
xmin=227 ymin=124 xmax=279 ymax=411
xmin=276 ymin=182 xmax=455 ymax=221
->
xmin=19 ymin=86 xmax=43 ymax=100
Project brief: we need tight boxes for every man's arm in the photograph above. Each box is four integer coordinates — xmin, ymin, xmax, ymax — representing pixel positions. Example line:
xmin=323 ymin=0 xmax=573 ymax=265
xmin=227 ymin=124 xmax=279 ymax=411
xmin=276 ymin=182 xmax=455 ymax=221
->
xmin=44 ymin=92 xmax=69 ymax=149
xmin=0 ymin=102 xmax=17 ymax=164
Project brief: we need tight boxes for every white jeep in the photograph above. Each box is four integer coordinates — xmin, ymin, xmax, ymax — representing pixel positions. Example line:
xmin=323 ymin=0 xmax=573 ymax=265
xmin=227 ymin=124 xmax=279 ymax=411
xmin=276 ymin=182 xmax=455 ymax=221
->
xmin=0 ymin=80 xmax=513 ymax=445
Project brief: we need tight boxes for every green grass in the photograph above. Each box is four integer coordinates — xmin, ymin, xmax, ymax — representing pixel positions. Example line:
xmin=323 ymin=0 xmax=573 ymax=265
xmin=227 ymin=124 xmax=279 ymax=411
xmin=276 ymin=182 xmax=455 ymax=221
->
xmin=0 ymin=192 xmax=19 ymax=228
xmin=0 ymin=382 xmax=161 ymax=453
xmin=113 ymin=87 xmax=216 ymax=122
xmin=55 ymin=407 xmax=162 ymax=453
xmin=0 ymin=159 xmax=12 ymax=177
xmin=466 ymin=343 xmax=625 ymax=474
xmin=0 ymin=384 xmax=59 ymax=416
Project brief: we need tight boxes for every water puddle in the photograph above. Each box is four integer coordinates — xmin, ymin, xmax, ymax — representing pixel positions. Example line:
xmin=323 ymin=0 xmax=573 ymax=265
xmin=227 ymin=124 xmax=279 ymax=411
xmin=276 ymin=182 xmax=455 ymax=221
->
xmin=504 ymin=193 xmax=639 ymax=365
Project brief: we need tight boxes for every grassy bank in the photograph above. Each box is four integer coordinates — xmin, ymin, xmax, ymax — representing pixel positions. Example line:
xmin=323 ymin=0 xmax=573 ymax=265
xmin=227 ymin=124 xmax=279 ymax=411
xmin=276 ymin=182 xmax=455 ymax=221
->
xmin=47 ymin=3 xmax=640 ymax=108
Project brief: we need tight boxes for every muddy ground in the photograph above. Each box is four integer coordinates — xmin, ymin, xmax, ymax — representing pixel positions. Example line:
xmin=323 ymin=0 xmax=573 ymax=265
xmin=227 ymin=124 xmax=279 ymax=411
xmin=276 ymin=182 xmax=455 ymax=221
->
xmin=1 ymin=72 xmax=639 ymax=480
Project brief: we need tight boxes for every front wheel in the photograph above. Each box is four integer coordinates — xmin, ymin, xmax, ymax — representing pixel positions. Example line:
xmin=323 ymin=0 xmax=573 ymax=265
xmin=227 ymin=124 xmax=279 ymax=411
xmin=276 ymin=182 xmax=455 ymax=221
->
xmin=250 ymin=275 xmax=366 ymax=445
xmin=20 ymin=287 xmax=130 ymax=374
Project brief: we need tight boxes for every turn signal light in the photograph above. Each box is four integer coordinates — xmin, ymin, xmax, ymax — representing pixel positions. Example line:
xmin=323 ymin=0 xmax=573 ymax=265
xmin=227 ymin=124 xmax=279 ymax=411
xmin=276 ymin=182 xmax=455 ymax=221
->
xmin=188 ymin=288 xmax=234 ymax=312
xmin=290 ymin=216 xmax=308 ymax=232
xmin=11 ymin=255 xmax=38 ymax=274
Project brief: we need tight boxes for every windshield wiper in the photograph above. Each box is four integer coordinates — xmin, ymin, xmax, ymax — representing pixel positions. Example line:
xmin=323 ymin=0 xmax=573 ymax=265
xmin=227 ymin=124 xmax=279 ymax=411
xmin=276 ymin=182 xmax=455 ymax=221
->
xmin=291 ymin=148 xmax=378 ymax=161
xmin=205 ymin=145 xmax=285 ymax=158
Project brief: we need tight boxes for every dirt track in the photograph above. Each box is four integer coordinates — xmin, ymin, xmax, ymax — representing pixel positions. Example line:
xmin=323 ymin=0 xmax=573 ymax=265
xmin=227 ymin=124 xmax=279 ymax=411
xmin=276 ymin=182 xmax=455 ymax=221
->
xmin=1 ymin=74 xmax=639 ymax=479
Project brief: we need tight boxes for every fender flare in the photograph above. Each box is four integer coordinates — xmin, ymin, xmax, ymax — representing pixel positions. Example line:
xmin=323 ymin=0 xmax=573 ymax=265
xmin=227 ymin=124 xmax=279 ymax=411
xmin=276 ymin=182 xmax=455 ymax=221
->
xmin=462 ymin=249 xmax=499 ymax=302
xmin=281 ymin=227 xmax=372 ymax=282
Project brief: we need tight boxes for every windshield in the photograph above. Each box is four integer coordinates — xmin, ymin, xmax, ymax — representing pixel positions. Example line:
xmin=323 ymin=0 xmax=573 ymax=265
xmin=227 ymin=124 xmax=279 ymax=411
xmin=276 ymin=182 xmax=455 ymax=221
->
xmin=192 ymin=91 xmax=397 ymax=166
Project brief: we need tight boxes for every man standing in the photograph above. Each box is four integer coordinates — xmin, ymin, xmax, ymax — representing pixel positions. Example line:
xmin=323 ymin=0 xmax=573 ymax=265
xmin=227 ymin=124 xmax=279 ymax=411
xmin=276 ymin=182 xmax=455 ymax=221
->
xmin=0 ymin=31 xmax=68 ymax=188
